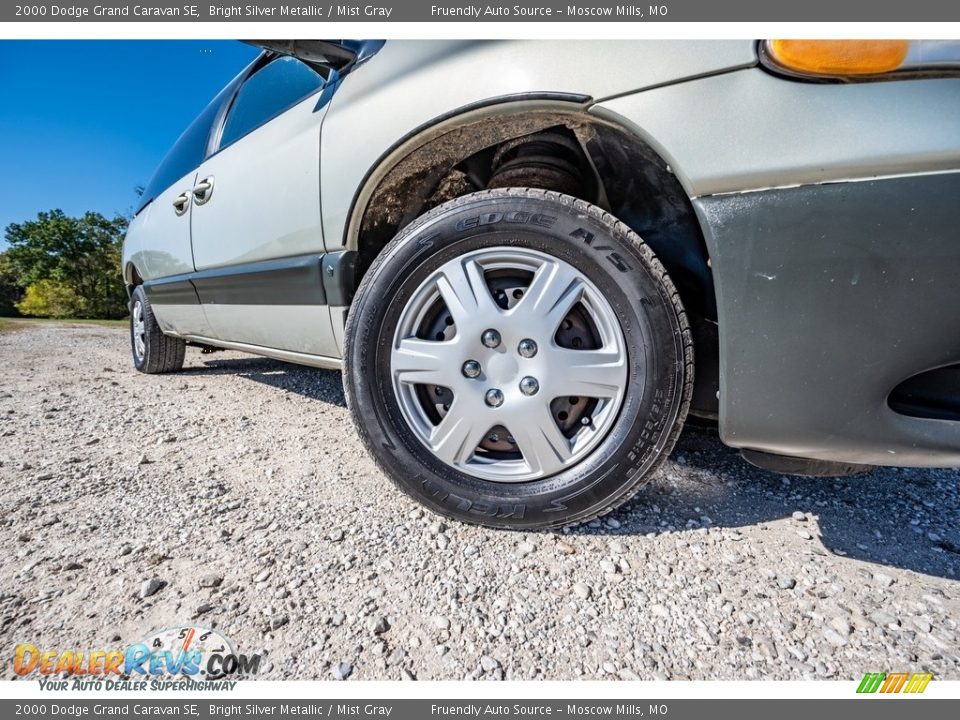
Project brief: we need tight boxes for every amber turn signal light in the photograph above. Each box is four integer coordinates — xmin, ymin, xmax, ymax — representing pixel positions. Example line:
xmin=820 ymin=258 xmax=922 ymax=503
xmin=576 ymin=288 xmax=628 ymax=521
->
xmin=763 ymin=40 xmax=910 ymax=78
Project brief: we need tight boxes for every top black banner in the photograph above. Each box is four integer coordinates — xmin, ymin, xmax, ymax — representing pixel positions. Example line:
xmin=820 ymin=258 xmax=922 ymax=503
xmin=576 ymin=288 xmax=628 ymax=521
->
xmin=5 ymin=0 xmax=960 ymax=22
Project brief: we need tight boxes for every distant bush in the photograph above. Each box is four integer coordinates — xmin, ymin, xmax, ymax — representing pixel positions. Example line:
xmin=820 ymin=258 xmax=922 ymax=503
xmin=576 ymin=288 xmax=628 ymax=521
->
xmin=16 ymin=280 xmax=86 ymax=319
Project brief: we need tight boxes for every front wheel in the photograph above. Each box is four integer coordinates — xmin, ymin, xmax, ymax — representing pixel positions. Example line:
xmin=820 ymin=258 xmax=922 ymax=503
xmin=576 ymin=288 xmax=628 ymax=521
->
xmin=344 ymin=189 xmax=692 ymax=529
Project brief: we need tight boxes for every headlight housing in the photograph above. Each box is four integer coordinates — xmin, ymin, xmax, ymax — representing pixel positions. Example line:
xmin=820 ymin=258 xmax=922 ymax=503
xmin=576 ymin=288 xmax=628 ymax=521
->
xmin=760 ymin=40 xmax=960 ymax=81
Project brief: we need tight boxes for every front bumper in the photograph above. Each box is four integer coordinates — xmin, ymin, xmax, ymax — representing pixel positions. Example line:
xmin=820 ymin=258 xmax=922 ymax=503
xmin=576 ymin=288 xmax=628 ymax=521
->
xmin=696 ymin=171 xmax=960 ymax=467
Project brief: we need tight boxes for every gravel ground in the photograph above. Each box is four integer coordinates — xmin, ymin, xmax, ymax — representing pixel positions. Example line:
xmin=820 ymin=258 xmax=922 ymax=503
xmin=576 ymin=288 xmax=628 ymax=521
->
xmin=1 ymin=321 xmax=959 ymax=681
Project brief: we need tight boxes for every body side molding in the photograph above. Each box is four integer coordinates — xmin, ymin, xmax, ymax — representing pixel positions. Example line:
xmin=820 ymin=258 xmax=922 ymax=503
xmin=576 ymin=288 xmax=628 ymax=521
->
xmin=144 ymin=254 xmax=332 ymax=306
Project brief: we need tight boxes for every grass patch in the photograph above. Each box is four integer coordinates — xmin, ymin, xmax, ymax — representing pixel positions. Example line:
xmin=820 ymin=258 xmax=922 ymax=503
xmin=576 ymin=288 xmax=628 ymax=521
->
xmin=0 ymin=317 xmax=128 ymax=330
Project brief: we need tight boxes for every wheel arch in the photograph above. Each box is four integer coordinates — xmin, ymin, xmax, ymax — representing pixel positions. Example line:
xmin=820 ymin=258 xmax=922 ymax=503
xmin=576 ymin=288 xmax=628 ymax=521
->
xmin=123 ymin=261 xmax=143 ymax=291
xmin=346 ymin=99 xmax=720 ymax=418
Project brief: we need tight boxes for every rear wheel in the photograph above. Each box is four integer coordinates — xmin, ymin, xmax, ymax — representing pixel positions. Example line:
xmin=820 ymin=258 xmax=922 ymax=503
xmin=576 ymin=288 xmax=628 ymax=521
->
xmin=344 ymin=189 xmax=692 ymax=529
xmin=130 ymin=285 xmax=186 ymax=374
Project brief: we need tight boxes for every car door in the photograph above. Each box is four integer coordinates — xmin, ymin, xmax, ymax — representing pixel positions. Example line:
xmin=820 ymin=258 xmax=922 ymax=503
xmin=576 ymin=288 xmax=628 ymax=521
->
xmin=188 ymin=55 xmax=337 ymax=357
xmin=135 ymin=169 xmax=216 ymax=337
xmin=133 ymin=71 xmax=251 ymax=339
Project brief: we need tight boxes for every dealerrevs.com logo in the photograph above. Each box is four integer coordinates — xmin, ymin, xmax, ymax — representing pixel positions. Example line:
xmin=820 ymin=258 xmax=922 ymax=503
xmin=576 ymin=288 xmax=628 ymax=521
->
xmin=857 ymin=672 xmax=934 ymax=694
xmin=14 ymin=626 xmax=259 ymax=691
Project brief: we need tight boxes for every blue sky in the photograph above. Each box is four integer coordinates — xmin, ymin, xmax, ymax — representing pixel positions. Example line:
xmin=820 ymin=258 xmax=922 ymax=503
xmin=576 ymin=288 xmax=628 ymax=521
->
xmin=0 ymin=40 xmax=260 ymax=248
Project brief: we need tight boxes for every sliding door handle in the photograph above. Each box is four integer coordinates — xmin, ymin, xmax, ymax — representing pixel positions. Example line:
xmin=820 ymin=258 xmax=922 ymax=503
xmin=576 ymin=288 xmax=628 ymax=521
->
xmin=172 ymin=192 xmax=191 ymax=216
xmin=193 ymin=176 xmax=215 ymax=205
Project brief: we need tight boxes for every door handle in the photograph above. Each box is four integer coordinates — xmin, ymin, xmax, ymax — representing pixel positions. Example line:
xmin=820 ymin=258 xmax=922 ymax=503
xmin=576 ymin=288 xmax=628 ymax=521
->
xmin=172 ymin=192 xmax=191 ymax=216
xmin=193 ymin=176 xmax=215 ymax=205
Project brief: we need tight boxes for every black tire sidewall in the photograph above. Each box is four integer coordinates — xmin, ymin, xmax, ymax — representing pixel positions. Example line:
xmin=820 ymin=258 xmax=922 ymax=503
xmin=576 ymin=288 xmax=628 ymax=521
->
xmin=345 ymin=190 xmax=687 ymax=528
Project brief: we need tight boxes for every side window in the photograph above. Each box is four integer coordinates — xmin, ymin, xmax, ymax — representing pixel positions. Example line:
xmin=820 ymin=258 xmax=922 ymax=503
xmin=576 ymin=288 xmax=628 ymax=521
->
xmin=219 ymin=57 xmax=325 ymax=149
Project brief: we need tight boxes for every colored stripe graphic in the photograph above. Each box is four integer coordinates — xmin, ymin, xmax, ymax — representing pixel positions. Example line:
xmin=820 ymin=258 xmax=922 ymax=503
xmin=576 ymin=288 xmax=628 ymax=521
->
xmin=857 ymin=672 xmax=932 ymax=694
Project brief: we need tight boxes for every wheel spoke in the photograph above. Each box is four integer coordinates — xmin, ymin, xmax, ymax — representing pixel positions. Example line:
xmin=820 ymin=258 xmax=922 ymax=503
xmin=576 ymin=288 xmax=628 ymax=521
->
xmin=508 ymin=404 xmax=573 ymax=477
xmin=515 ymin=260 xmax=584 ymax=333
xmin=428 ymin=403 xmax=489 ymax=466
xmin=436 ymin=257 xmax=500 ymax=324
xmin=392 ymin=337 xmax=460 ymax=386
xmin=552 ymin=347 xmax=626 ymax=399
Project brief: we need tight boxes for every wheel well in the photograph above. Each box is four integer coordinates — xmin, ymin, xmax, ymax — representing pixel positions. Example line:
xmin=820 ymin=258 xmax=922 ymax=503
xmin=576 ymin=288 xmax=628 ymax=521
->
xmin=352 ymin=109 xmax=719 ymax=418
xmin=124 ymin=262 xmax=143 ymax=293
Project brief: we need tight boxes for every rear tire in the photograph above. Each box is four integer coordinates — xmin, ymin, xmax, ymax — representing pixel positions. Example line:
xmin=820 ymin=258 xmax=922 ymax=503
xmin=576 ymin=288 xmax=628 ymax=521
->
xmin=344 ymin=189 xmax=692 ymax=529
xmin=130 ymin=285 xmax=186 ymax=374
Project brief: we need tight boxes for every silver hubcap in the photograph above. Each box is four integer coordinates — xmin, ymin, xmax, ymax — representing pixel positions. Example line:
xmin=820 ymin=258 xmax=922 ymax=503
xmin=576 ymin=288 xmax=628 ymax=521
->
xmin=132 ymin=300 xmax=146 ymax=360
xmin=390 ymin=247 xmax=629 ymax=483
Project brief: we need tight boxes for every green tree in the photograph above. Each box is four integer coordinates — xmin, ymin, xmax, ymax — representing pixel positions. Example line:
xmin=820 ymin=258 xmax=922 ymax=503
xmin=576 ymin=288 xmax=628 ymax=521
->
xmin=0 ymin=252 xmax=22 ymax=316
xmin=4 ymin=210 xmax=128 ymax=319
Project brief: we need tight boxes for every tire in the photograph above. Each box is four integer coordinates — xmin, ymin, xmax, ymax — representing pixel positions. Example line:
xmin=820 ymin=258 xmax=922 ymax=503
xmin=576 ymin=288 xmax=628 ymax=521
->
xmin=130 ymin=285 xmax=186 ymax=374
xmin=344 ymin=189 xmax=692 ymax=529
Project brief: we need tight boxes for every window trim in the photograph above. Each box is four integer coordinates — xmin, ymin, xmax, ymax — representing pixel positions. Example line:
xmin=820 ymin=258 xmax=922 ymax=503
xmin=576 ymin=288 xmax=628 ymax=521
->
xmin=204 ymin=52 xmax=267 ymax=159
xmin=209 ymin=54 xmax=327 ymax=156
